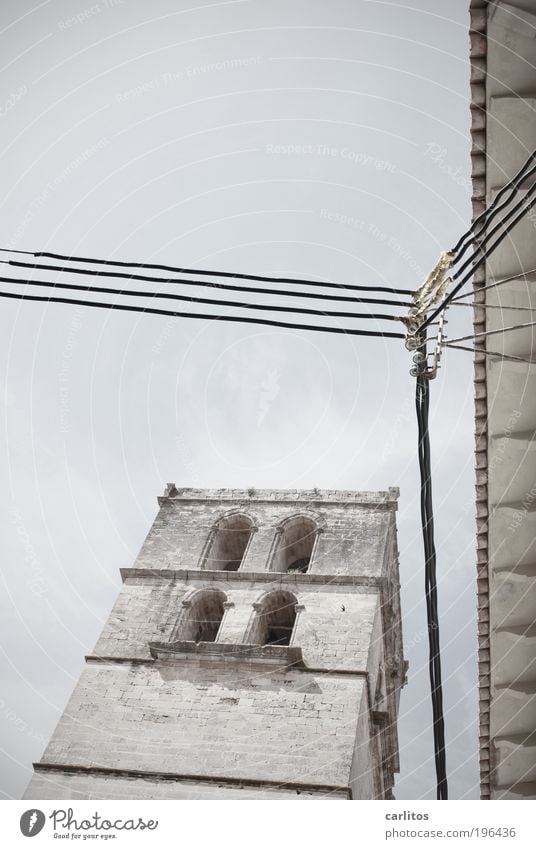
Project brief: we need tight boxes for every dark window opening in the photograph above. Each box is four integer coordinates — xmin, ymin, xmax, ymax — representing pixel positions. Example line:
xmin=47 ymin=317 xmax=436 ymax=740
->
xmin=250 ymin=591 xmax=298 ymax=647
xmin=180 ymin=590 xmax=226 ymax=643
xmin=271 ymin=517 xmax=317 ymax=573
xmin=204 ymin=514 xmax=253 ymax=571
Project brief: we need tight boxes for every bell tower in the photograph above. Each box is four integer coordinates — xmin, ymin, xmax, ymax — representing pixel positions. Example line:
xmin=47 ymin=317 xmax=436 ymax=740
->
xmin=25 ymin=486 xmax=406 ymax=800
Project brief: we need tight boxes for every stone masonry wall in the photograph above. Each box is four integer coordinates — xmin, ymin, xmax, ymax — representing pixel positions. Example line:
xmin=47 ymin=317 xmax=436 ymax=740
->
xmin=24 ymin=488 xmax=403 ymax=800
xmin=27 ymin=661 xmax=366 ymax=792
xmin=93 ymin=576 xmax=382 ymax=672
xmin=133 ymin=488 xmax=397 ymax=578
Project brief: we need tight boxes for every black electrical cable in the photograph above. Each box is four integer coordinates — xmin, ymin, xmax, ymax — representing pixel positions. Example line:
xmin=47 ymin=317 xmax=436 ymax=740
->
xmin=419 ymin=187 xmax=536 ymax=332
xmin=0 ymin=275 xmax=403 ymax=323
xmin=450 ymin=179 xmax=536 ymax=284
xmin=451 ymin=149 xmax=536 ymax=257
xmin=0 ymin=289 xmax=405 ymax=338
xmin=0 ymin=248 xmax=413 ymax=296
xmin=415 ymin=358 xmax=448 ymax=800
xmin=411 ymin=184 xmax=536 ymax=331
xmin=0 ymin=259 xmax=411 ymax=308
xmin=453 ymin=162 xmax=536 ymax=268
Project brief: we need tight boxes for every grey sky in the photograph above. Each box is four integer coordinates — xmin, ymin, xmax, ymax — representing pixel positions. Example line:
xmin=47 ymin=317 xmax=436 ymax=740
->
xmin=0 ymin=0 xmax=477 ymax=799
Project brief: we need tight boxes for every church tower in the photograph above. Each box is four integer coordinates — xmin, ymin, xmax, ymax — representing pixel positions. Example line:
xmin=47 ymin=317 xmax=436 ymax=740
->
xmin=25 ymin=486 xmax=406 ymax=800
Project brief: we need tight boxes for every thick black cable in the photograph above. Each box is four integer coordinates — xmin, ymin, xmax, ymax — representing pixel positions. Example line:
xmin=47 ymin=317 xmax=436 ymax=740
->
xmin=0 ymin=275 xmax=402 ymax=323
xmin=0 ymin=289 xmax=405 ymax=338
xmin=453 ymin=162 xmax=536 ymax=267
xmin=450 ymin=179 xmax=536 ymax=284
xmin=0 ymin=259 xmax=411 ymax=308
xmin=415 ymin=359 xmax=448 ymax=800
xmin=0 ymin=248 xmax=413 ymax=296
xmin=451 ymin=149 xmax=536 ymax=256
xmin=419 ymin=187 xmax=536 ymax=332
xmin=420 ymin=382 xmax=447 ymax=800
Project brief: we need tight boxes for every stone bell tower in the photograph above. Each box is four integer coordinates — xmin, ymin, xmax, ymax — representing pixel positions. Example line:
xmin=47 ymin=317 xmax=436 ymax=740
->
xmin=25 ymin=486 xmax=406 ymax=800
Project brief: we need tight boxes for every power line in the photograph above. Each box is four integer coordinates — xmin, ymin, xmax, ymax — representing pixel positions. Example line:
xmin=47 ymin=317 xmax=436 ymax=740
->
xmin=415 ymin=360 xmax=448 ymax=800
xmin=450 ymin=180 xmax=536 ymax=284
xmin=418 ymin=187 xmax=536 ymax=332
xmin=451 ymin=149 xmax=536 ymax=258
xmin=0 ymin=275 xmax=403 ymax=323
xmin=0 ymin=289 xmax=405 ymax=338
xmin=407 ymin=151 xmax=536 ymax=335
xmin=0 ymin=248 xmax=413 ymax=296
xmin=0 ymin=258 xmax=411 ymax=308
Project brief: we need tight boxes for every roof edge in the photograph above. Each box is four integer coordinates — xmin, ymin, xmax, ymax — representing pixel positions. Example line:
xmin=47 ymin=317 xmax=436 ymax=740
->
xmin=470 ymin=0 xmax=491 ymax=801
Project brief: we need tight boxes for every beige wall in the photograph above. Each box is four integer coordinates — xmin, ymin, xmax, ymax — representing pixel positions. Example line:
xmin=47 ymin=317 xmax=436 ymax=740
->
xmin=471 ymin=0 xmax=536 ymax=800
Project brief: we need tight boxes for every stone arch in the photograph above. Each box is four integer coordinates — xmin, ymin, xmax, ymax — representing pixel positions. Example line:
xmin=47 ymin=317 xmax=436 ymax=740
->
xmin=269 ymin=515 xmax=319 ymax=573
xmin=202 ymin=512 xmax=255 ymax=571
xmin=177 ymin=588 xmax=227 ymax=643
xmin=248 ymin=590 xmax=299 ymax=646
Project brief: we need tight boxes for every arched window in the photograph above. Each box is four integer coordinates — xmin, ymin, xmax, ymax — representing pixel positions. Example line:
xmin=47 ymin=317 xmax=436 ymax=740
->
xmin=179 ymin=589 xmax=226 ymax=643
xmin=204 ymin=513 xmax=253 ymax=571
xmin=270 ymin=516 xmax=317 ymax=573
xmin=249 ymin=591 xmax=298 ymax=647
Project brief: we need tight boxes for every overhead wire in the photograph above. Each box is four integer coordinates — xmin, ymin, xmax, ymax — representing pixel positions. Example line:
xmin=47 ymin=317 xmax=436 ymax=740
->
xmin=449 ymin=179 xmax=536 ymax=283
xmin=0 ymin=248 xmax=413 ymax=296
xmin=404 ymin=149 xmax=536 ymax=336
xmin=0 ymin=289 xmax=405 ymax=338
xmin=451 ymin=149 xmax=536 ymax=258
xmin=415 ymin=359 xmax=448 ymax=800
xmin=0 ymin=274 xmax=403 ymax=323
xmin=418 ymin=184 xmax=536 ymax=332
xmin=0 ymin=258 xmax=411 ymax=308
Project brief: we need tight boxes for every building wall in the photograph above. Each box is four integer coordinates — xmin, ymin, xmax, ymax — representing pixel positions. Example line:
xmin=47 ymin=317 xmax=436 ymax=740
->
xmin=92 ymin=576 xmax=381 ymax=670
xmin=470 ymin=0 xmax=536 ymax=800
xmin=28 ymin=662 xmax=365 ymax=791
xmin=24 ymin=487 xmax=405 ymax=800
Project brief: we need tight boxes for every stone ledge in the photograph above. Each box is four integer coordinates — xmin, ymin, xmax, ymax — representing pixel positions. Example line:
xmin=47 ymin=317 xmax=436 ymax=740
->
xmin=31 ymin=762 xmax=350 ymax=797
xmin=84 ymin=653 xmax=371 ymax=677
xmin=148 ymin=640 xmax=304 ymax=666
xmin=158 ymin=484 xmax=399 ymax=507
xmin=120 ymin=567 xmax=385 ymax=588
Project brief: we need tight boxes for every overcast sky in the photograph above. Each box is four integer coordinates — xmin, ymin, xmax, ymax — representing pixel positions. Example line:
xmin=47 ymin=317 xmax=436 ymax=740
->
xmin=0 ymin=0 xmax=477 ymax=800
